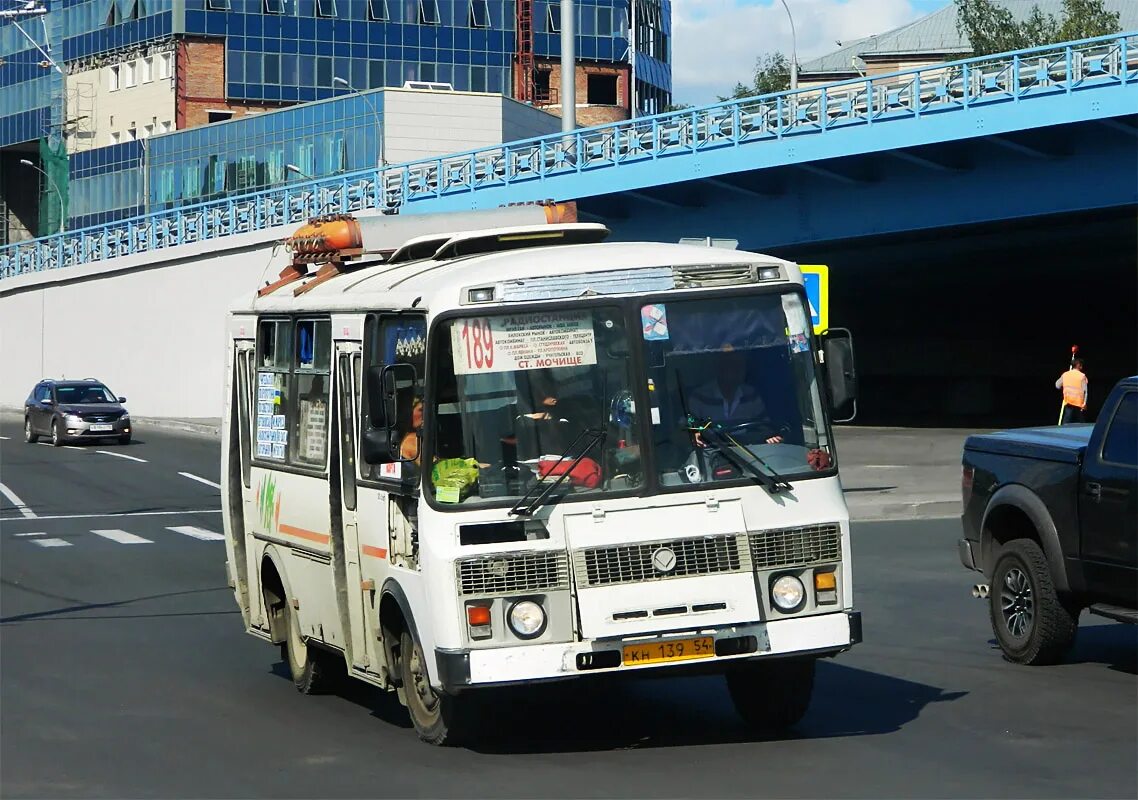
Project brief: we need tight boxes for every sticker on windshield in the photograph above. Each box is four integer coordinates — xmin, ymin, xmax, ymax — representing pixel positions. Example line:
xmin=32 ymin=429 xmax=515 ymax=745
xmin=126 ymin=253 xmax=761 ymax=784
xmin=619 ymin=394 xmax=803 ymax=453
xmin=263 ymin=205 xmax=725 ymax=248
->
xmin=450 ymin=311 xmax=597 ymax=376
xmin=641 ymin=304 xmax=669 ymax=341
xmin=788 ymin=332 xmax=810 ymax=353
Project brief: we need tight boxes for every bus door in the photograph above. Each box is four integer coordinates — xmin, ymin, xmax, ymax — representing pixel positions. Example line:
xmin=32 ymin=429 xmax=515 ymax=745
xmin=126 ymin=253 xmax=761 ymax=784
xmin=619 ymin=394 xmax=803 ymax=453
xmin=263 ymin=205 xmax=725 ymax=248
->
xmin=333 ymin=341 xmax=381 ymax=672
xmin=230 ymin=338 xmax=256 ymax=627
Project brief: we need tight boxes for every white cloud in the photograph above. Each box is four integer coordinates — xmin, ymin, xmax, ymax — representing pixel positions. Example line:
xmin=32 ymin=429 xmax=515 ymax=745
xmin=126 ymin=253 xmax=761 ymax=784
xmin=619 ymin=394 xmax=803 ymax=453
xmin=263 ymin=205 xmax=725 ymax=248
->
xmin=670 ymin=0 xmax=928 ymax=104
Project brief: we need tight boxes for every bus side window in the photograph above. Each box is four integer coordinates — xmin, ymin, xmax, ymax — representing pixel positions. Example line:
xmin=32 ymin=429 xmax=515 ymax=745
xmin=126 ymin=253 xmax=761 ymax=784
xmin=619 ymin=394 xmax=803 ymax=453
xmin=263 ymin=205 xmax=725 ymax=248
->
xmin=294 ymin=319 xmax=332 ymax=467
xmin=255 ymin=318 xmax=292 ymax=462
xmin=361 ymin=313 xmax=426 ymax=481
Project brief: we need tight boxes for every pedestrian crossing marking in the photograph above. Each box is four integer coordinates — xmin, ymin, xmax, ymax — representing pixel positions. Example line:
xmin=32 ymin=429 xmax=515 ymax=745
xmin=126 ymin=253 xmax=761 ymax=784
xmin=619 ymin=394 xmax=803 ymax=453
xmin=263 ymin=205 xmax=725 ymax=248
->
xmin=166 ymin=526 xmax=225 ymax=541
xmin=90 ymin=529 xmax=153 ymax=544
xmin=32 ymin=538 xmax=73 ymax=547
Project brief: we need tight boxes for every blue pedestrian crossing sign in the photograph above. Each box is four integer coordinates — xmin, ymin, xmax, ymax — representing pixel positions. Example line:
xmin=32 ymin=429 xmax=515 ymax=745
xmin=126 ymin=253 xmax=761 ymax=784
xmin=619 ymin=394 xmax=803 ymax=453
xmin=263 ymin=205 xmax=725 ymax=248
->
xmin=799 ymin=265 xmax=829 ymax=334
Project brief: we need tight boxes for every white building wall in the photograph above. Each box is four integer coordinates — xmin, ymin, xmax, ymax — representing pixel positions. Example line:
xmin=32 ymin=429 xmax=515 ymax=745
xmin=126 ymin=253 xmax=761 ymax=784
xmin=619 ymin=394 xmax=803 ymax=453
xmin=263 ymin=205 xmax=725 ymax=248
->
xmin=382 ymin=90 xmax=560 ymax=165
xmin=67 ymin=50 xmax=177 ymax=153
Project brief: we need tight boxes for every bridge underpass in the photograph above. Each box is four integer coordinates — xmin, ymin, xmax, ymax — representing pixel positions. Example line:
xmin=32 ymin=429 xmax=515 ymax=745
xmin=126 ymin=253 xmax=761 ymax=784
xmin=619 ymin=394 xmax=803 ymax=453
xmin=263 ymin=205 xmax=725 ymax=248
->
xmin=575 ymin=116 xmax=1137 ymax=427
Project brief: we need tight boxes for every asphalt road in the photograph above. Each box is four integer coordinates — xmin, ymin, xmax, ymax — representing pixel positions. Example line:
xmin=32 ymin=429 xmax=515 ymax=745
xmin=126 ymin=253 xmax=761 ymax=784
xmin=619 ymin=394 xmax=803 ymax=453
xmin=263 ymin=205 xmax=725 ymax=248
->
xmin=1 ymin=420 xmax=1135 ymax=799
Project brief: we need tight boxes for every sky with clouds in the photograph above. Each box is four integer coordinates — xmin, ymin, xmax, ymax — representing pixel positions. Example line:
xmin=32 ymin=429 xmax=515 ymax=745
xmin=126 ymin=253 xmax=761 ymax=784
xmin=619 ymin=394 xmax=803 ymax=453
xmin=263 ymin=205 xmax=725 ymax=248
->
xmin=671 ymin=0 xmax=951 ymax=104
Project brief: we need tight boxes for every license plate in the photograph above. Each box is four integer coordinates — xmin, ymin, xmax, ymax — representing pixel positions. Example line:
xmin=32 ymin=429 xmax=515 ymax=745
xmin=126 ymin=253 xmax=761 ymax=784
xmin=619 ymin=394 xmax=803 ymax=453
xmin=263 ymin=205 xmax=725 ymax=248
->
xmin=90 ymin=424 xmax=113 ymax=432
xmin=622 ymin=636 xmax=715 ymax=666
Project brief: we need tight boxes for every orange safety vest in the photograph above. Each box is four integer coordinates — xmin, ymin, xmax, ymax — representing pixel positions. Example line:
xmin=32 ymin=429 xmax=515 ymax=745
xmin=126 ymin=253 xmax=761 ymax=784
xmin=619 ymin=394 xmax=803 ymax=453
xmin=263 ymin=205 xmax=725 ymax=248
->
xmin=1060 ymin=369 xmax=1087 ymax=408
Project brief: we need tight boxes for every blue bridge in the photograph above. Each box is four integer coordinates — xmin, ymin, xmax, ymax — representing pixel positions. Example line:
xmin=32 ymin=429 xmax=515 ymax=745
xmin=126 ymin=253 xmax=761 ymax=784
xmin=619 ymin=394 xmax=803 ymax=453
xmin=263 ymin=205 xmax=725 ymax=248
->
xmin=1 ymin=33 xmax=1134 ymax=427
xmin=1 ymin=32 xmax=1134 ymax=275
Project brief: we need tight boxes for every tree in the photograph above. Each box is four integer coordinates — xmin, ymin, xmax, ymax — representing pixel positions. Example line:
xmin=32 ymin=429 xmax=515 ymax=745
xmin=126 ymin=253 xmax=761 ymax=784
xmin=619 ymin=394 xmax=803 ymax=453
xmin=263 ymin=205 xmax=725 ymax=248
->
xmin=955 ymin=0 xmax=1121 ymax=56
xmin=720 ymin=52 xmax=791 ymax=101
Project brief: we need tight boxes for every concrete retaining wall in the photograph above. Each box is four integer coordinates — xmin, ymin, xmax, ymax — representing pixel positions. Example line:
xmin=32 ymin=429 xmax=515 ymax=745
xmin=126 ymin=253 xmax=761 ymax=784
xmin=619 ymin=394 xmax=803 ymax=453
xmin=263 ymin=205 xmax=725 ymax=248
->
xmin=0 ymin=226 xmax=294 ymax=418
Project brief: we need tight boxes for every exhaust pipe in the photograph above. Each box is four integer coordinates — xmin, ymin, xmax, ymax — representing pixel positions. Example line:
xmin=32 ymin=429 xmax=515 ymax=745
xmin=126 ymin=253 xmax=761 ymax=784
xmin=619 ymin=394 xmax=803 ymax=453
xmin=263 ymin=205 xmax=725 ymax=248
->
xmin=972 ymin=583 xmax=990 ymax=599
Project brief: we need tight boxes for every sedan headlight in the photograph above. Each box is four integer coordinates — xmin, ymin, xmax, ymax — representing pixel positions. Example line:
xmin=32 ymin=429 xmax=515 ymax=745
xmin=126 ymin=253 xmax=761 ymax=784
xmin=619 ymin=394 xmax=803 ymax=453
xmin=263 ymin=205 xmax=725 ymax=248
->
xmin=507 ymin=600 xmax=547 ymax=639
xmin=64 ymin=414 xmax=83 ymax=426
xmin=771 ymin=575 xmax=806 ymax=612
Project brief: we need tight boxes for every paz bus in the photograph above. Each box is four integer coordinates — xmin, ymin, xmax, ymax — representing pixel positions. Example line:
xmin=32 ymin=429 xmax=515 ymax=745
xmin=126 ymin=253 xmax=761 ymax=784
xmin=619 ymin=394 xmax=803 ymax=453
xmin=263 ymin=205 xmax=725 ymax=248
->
xmin=221 ymin=202 xmax=862 ymax=745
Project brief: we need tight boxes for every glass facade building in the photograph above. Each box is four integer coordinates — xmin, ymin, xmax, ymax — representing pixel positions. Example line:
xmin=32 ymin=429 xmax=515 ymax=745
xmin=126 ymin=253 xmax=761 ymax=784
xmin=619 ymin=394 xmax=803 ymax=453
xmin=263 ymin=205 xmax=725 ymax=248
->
xmin=1 ymin=0 xmax=671 ymax=236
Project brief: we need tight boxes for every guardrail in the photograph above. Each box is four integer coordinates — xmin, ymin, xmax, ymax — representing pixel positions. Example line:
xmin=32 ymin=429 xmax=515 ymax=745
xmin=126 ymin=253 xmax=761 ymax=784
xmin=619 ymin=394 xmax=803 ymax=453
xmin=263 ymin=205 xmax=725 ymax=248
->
xmin=2 ymin=32 xmax=1134 ymax=279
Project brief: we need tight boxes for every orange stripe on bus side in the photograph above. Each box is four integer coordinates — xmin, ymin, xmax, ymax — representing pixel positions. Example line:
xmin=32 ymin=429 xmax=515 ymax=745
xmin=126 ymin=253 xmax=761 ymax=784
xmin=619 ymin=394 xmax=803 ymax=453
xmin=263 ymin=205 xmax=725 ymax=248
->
xmin=361 ymin=545 xmax=388 ymax=559
xmin=278 ymin=524 xmax=331 ymax=544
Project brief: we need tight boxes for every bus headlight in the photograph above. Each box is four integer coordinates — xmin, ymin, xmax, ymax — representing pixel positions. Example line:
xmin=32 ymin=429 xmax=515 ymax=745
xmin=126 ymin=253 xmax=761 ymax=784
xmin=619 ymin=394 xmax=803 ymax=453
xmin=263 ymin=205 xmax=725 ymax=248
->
xmin=507 ymin=600 xmax=546 ymax=639
xmin=771 ymin=575 xmax=806 ymax=612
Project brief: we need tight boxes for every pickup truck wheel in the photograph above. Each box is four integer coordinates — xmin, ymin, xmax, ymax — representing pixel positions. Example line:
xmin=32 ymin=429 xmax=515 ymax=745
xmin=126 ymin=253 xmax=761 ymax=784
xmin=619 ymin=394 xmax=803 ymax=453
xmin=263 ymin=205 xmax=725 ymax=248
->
xmin=726 ymin=656 xmax=815 ymax=733
xmin=990 ymin=539 xmax=1078 ymax=665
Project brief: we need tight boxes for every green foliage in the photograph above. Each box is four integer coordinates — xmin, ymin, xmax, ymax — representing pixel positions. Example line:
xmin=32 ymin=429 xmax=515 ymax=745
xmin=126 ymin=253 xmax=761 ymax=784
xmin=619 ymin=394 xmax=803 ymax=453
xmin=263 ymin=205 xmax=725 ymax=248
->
xmin=955 ymin=0 xmax=1121 ymax=56
xmin=720 ymin=51 xmax=791 ymax=101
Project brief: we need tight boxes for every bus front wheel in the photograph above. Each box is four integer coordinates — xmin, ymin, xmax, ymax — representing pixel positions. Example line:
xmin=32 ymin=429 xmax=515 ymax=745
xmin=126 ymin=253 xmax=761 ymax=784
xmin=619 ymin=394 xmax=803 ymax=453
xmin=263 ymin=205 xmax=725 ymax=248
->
xmin=726 ymin=656 xmax=815 ymax=733
xmin=399 ymin=630 xmax=469 ymax=746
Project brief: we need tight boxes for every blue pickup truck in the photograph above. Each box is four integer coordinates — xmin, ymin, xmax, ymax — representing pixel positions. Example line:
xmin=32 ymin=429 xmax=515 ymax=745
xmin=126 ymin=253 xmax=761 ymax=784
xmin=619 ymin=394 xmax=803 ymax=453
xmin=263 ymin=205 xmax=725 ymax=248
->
xmin=959 ymin=376 xmax=1137 ymax=665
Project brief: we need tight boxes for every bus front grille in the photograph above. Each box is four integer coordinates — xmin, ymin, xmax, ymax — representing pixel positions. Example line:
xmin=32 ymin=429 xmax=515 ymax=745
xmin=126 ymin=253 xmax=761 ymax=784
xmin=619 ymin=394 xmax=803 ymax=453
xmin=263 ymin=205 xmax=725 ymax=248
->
xmin=573 ymin=534 xmax=748 ymax=587
xmin=747 ymin=523 xmax=843 ymax=569
xmin=456 ymin=551 xmax=570 ymax=596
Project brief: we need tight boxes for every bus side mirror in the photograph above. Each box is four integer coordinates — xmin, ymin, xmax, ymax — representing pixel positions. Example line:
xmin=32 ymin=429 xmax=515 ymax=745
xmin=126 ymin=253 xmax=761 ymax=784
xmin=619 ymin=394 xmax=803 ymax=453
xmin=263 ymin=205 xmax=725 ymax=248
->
xmin=362 ymin=362 xmax=418 ymax=464
xmin=821 ymin=328 xmax=857 ymax=423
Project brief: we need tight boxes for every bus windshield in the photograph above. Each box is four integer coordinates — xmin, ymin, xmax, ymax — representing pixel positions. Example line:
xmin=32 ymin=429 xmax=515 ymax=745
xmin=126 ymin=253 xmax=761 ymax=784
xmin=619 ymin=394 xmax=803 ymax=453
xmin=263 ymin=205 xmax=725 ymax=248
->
xmin=429 ymin=306 xmax=642 ymax=506
xmin=641 ymin=291 xmax=834 ymax=488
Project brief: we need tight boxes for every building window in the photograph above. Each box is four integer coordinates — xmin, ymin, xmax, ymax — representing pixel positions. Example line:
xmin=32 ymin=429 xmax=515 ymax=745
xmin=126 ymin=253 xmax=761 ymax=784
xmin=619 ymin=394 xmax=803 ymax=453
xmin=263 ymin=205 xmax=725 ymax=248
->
xmin=367 ymin=0 xmax=388 ymax=19
xmin=141 ymin=56 xmax=153 ymax=83
xmin=316 ymin=0 xmax=336 ymax=16
xmin=545 ymin=4 xmax=559 ymax=32
xmin=108 ymin=64 xmax=120 ymax=91
xmin=123 ymin=61 xmax=136 ymax=87
xmin=418 ymin=0 xmax=439 ymax=25
xmin=156 ymin=52 xmax=172 ymax=79
xmin=110 ymin=131 xmax=121 ymax=145
xmin=467 ymin=0 xmax=489 ymax=27
xmin=264 ymin=0 xmax=285 ymax=11
xmin=127 ymin=125 xmax=138 ymax=140
xmin=596 ymin=6 xmax=612 ymax=36
xmin=206 ymin=0 xmax=230 ymax=9
xmin=587 ymin=73 xmax=617 ymax=105
xmin=208 ymin=110 xmax=234 ymax=124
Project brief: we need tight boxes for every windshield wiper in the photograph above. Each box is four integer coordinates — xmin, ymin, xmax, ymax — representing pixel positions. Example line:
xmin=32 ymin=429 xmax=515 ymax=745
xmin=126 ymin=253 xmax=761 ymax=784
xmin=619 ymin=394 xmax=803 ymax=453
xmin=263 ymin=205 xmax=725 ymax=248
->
xmin=697 ymin=421 xmax=794 ymax=494
xmin=509 ymin=428 xmax=607 ymax=517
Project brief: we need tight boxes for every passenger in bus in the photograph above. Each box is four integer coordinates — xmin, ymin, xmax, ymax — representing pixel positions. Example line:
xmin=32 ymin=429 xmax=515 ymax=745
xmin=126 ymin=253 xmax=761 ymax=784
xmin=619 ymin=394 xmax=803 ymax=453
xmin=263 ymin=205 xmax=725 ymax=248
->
xmin=399 ymin=398 xmax=424 ymax=464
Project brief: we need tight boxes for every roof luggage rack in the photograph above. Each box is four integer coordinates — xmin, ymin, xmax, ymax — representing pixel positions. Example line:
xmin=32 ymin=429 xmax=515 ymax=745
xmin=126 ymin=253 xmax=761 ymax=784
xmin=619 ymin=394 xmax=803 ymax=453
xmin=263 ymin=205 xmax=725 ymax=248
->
xmin=258 ymin=201 xmax=586 ymax=298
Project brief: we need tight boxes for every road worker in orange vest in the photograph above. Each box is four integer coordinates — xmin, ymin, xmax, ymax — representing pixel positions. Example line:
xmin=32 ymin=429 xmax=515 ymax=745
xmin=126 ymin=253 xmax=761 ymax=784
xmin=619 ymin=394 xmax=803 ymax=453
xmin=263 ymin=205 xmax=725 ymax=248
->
xmin=1056 ymin=358 xmax=1088 ymax=425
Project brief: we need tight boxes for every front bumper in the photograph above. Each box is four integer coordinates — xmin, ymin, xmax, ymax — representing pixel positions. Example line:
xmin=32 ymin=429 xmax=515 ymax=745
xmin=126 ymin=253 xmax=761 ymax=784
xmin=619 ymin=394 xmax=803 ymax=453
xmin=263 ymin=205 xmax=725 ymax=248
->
xmin=64 ymin=418 xmax=130 ymax=438
xmin=436 ymin=610 xmax=861 ymax=693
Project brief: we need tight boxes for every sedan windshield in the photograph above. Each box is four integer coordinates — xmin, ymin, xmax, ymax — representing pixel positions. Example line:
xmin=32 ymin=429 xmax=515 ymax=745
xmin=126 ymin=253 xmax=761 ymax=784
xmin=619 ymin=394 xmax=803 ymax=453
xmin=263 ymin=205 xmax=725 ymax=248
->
xmin=429 ymin=307 xmax=641 ymax=506
xmin=640 ymin=291 xmax=834 ymax=488
xmin=56 ymin=385 xmax=116 ymax=404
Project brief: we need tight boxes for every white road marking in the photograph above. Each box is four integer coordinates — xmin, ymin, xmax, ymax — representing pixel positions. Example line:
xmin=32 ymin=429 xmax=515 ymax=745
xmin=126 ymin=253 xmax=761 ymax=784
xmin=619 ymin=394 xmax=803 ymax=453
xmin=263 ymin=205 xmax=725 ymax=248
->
xmin=13 ymin=532 xmax=46 ymax=537
xmin=37 ymin=442 xmax=52 ymax=447
xmin=0 ymin=509 xmax=222 ymax=522
xmin=0 ymin=435 xmax=10 ymax=440
xmin=95 ymin=450 xmax=147 ymax=463
xmin=167 ymin=525 xmax=225 ymax=541
xmin=63 ymin=446 xmax=87 ymax=451
xmin=31 ymin=538 xmax=73 ymax=548
xmin=0 ymin=482 xmax=36 ymax=519
xmin=178 ymin=472 xmax=221 ymax=490
xmin=862 ymin=465 xmax=903 ymax=469
xmin=90 ymin=528 xmax=153 ymax=544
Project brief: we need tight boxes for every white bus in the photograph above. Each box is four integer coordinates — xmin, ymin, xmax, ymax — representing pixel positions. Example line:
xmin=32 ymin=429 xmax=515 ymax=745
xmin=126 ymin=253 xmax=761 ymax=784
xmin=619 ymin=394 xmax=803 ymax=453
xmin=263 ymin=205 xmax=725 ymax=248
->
xmin=221 ymin=203 xmax=862 ymax=745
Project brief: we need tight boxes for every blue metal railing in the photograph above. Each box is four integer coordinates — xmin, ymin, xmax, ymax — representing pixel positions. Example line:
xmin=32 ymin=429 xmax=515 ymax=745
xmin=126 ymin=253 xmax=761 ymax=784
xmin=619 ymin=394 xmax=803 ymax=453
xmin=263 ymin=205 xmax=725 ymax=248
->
xmin=2 ymin=32 xmax=1134 ymax=279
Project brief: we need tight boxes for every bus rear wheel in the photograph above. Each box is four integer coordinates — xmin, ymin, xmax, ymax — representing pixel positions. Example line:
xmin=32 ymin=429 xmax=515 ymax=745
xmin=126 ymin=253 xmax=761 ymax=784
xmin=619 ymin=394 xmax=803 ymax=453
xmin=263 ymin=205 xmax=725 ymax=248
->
xmin=399 ymin=629 xmax=469 ymax=746
xmin=726 ymin=656 xmax=816 ymax=734
xmin=281 ymin=602 xmax=333 ymax=694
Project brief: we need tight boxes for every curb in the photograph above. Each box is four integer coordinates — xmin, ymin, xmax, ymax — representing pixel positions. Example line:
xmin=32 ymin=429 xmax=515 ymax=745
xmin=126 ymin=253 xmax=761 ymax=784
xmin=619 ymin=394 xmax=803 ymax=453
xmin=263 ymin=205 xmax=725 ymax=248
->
xmin=131 ymin=416 xmax=221 ymax=438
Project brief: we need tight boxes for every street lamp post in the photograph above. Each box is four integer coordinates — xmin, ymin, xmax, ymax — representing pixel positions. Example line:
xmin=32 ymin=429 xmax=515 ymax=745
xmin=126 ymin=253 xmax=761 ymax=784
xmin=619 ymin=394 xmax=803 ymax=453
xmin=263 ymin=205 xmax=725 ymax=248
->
xmin=778 ymin=0 xmax=798 ymax=90
xmin=333 ymin=76 xmax=385 ymax=168
xmin=19 ymin=158 xmax=64 ymax=235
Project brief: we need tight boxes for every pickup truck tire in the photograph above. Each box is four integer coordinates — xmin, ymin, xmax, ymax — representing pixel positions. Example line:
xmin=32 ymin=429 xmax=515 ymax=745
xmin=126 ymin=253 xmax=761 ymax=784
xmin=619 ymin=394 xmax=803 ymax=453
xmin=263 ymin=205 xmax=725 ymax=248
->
xmin=990 ymin=539 xmax=1078 ymax=665
xmin=726 ymin=656 xmax=815 ymax=732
